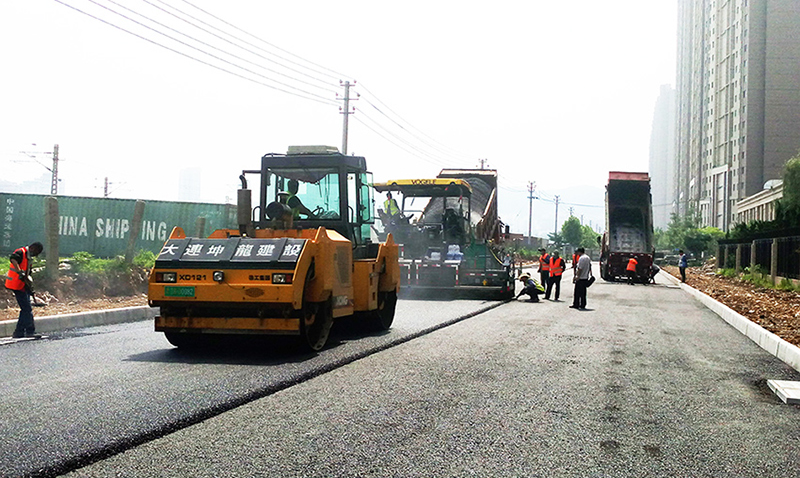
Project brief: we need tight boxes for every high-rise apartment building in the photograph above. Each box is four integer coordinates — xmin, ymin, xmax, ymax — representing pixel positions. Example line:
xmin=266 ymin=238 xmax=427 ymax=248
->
xmin=649 ymin=85 xmax=677 ymax=230
xmin=675 ymin=0 xmax=800 ymax=231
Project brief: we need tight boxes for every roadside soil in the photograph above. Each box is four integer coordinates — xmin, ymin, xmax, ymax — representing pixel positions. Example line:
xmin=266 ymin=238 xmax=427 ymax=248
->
xmin=663 ymin=265 xmax=800 ymax=348
xmin=1 ymin=272 xmax=149 ymax=322
xmin=3 ymin=264 xmax=800 ymax=350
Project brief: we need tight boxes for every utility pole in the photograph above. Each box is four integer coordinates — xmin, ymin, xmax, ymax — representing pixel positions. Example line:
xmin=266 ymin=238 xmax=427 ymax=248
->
xmin=50 ymin=144 xmax=59 ymax=195
xmin=338 ymin=80 xmax=357 ymax=155
xmin=554 ymin=195 xmax=560 ymax=236
xmin=527 ymin=181 xmax=536 ymax=245
xmin=478 ymin=158 xmax=489 ymax=169
xmin=104 ymin=177 xmax=109 ymax=197
xmin=568 ymin=206 xmax=574 ymax=217
xmin=18 ymin=144 xmax=60 ymax=195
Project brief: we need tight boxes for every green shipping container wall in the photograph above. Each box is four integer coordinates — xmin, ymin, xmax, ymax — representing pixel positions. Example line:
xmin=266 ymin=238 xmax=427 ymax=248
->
xmin=0 ymin=193 xmax=237 ymax=258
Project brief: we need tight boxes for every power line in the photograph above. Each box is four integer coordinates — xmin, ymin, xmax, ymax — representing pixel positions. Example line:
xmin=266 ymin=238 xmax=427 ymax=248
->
xmin=176 ymin=0 xmax=348 ymax=82
xmin=355 ymin=106 xmax=459 ymax=168
xmin=358 ymin=84 xmax=472 ymax=162
xmin=145 ymin=0 xmax=340 ymax=93
xmin=53 ymin=0 xmax=489 ymax=174
xmin=87 ymin=0 xmax=338 ymax=103
xmin=53 ymin=0 xmax=338 ymax=106
xmin=352 ymin=115 xmax=455 ymax=170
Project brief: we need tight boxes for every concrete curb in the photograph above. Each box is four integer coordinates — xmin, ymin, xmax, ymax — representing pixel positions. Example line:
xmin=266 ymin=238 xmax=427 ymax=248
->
xmin=659 ymin=270 xmax=800 ymax=373
xmin=1 ymin=306 xmax=158 ymax=338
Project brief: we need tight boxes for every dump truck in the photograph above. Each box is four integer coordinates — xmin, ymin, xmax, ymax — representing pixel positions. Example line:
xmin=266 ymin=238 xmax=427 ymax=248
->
xmin=373 ymin=168 xmax=514 ymax=298
xmin=599 ymin=171 xmax=654 ymax=282
xmin=148 ymin=146 xmax=400 ymax=351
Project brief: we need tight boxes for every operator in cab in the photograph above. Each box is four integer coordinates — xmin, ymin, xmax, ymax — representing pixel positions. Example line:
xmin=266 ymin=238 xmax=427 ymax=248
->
xmin=287 ymin=179 xmax=315 ymax=219
xmin=384 ymin=192 xmax=400 ymax=219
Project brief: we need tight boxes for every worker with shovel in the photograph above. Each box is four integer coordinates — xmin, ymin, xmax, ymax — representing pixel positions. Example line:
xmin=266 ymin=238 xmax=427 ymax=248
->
xmin=5 ymin=242 xmax=44 ymax=338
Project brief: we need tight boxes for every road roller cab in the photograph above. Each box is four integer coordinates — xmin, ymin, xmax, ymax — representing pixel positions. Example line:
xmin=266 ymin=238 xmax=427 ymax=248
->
xmin=148 ymin=146 xmax=400 ymax=351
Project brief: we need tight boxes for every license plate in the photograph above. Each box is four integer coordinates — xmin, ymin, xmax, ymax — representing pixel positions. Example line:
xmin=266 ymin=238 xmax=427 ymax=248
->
xmin=164 ymin=286 xmax=195 ymax=298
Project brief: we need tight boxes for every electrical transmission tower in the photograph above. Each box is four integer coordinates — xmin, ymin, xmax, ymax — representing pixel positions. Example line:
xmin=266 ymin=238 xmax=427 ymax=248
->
xmin=18 ymin=144 xmax=61 ymax=195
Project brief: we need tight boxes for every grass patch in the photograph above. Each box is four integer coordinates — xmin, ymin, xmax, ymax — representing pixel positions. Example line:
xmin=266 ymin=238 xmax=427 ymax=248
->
xmin=777 ymin=277 xmax=798 ymax=291
xmin=742 ymin=265 xmax=775 ymax=289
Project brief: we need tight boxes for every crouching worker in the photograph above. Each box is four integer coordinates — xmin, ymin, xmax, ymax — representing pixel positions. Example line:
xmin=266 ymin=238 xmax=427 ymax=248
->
xmin=649 ymin=263 xmax=660 ymax=284
xmin=516 ymin=273 xmax=544 ymax=302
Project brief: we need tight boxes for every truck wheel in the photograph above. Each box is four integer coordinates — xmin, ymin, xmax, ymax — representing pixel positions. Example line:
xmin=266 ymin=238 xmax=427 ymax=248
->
xmin=369 ymin=290 xmax=397 ymax=331
xmin=300 ymin=298 xmax=333 ymax=352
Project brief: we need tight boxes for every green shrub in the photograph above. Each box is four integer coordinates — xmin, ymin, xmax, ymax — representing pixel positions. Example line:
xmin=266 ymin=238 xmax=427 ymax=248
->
xmin=777 ymin=277 xmax=798 ymax=291
xmin=132 ymin=250 xmax=156 ymax=269
xmin=718 ymin=268 xmax=737 ymax=278
xmin=742 ymin=264 xmax=774 ymax=289
xmin=71 ymin=251 xmax=115 ymax=274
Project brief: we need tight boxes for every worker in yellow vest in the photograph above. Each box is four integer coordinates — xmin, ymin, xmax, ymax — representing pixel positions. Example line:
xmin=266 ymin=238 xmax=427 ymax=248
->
xmin=546 ymin=251 xmax=566 ymax=300
xmin=383 ymin=192 xmax=400 ymax=218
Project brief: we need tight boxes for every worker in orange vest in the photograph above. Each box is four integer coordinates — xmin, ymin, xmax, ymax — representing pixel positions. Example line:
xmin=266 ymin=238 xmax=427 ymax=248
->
xmin=6 ymin=242 xmax=44 ymax=338
xmin=546 ymin=251 xmax=566 ymax=300
xmin=626 ymin=256 xmax=638 ymax=285
xmin=537 ymin=248 xmax=550 ymax=288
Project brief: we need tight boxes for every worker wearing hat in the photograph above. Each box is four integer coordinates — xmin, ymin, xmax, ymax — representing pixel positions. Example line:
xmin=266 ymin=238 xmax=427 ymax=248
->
xmin=516 ymin=273 xmax=544 ymax=302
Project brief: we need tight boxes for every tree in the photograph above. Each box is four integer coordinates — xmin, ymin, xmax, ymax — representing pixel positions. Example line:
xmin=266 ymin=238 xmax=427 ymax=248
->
xmin=654 ymin=227 xmax=671 ymax=250
xmin=561 ymin=216 xmax=582 ymax=247
xmin=729 ymin=151 xmax=800 ymax=237
xmin=662 ymin=210 xmax=723 ymax=256
xmin=580 ymin=224 xmax=600 ymax=249
xmin=547 ymin=231 xmax=565 ymax=250
xmin=782 ymin=155 xmax=800 ymax=211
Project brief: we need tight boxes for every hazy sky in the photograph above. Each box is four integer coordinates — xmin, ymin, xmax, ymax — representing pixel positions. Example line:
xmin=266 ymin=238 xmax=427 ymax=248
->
xmin=0 ymin=0 xmax=677 ymax=237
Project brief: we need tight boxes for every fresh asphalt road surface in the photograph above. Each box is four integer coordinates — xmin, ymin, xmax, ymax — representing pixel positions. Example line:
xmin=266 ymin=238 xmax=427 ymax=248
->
xmin=4 ymin=267 xmax=800 ymax=477
xmin=0 ymin=296 xmax=500 ymax=478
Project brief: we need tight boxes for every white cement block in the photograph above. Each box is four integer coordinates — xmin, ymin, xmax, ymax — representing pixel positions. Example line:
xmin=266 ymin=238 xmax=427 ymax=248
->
xmin=767 ymin=380 xmax=800 ymax=405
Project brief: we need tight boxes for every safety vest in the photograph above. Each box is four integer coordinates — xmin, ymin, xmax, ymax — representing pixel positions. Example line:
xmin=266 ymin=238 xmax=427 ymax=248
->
xmin=384 ymin=198 xmax=400 ymax=216
xmin=549 ymin=257 xmax=565 ymax=276
xmin=526 ymin=278 xmax=545 ymax=293
xmin=539 ymin=253 xmax=550 ymax=272
xmin=5 ymin=246 xmax=30 ymax=291
xmin=626 ymin=257 xmax=638 ymax=272
xmin=572 ymin=253 xmax=579 ymax=267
